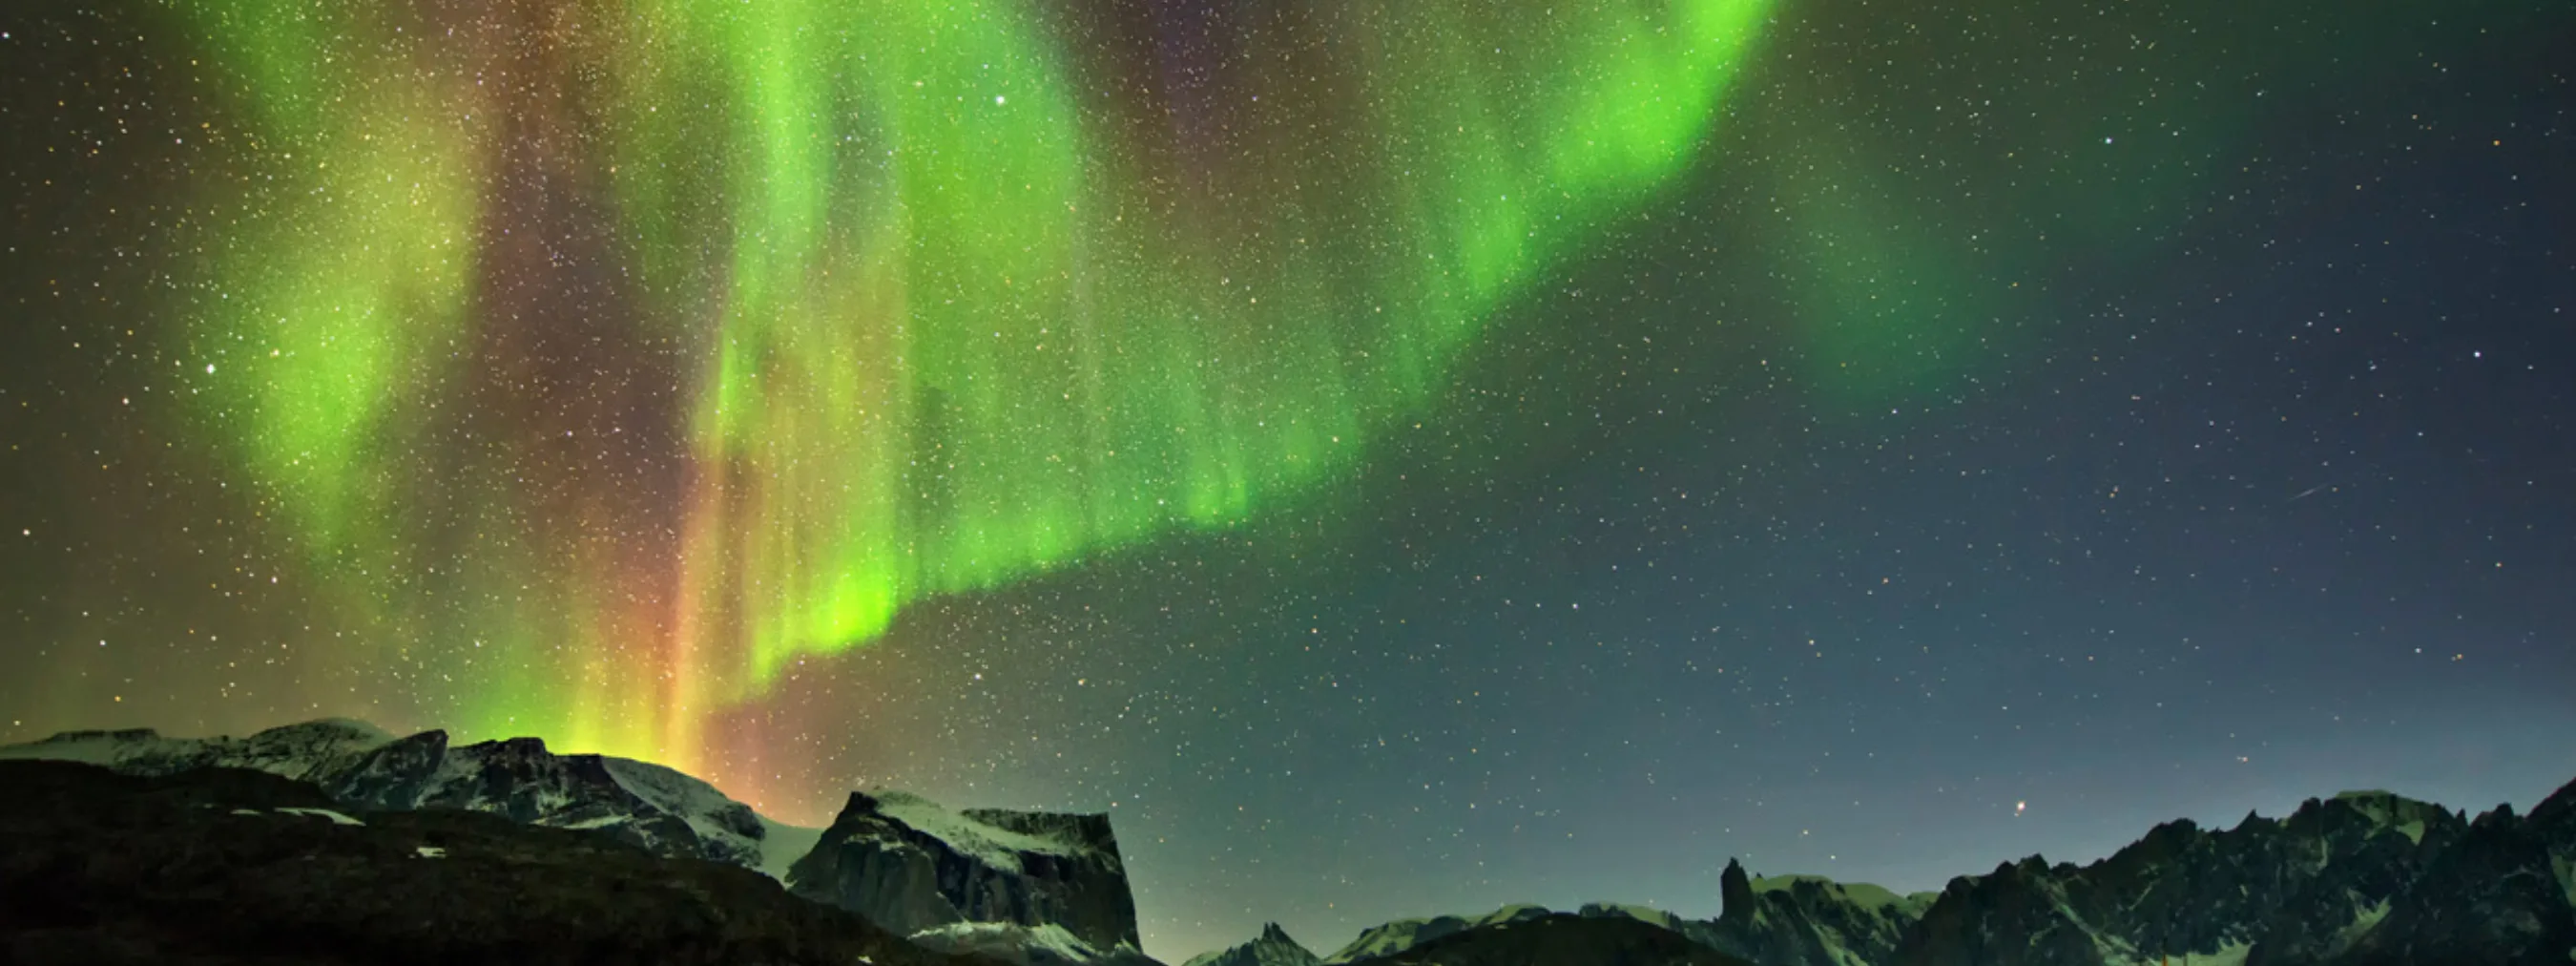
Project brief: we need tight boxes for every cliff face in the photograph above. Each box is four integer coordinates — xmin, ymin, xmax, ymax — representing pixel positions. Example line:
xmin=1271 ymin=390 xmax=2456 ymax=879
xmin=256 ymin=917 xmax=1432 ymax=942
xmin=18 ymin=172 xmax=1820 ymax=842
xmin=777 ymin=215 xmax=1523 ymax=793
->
xmin=791 ymin=789 xmax=1145 ymax=956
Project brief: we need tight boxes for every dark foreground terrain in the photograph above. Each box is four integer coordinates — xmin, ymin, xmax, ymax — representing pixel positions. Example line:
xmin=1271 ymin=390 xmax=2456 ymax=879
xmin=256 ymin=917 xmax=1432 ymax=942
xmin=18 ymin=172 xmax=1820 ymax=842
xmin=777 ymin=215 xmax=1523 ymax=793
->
xmin=1343 ymin=914 xmax=1757 ymax=966
xmin=0 ymin=759 xmax=996 ymax=966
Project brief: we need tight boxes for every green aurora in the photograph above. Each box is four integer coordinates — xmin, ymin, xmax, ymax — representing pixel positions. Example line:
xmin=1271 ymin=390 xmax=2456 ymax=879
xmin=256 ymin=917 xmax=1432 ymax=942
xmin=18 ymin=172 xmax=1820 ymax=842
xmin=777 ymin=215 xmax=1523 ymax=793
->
xmin=167 ymin=0 xmax=1779 ymax=763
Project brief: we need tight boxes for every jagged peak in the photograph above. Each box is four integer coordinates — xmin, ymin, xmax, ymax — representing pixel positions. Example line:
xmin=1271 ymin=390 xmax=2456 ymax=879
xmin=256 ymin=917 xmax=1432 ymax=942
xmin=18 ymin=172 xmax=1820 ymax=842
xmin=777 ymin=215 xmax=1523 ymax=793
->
xmin=2148 ymin=815 xmax=2202 ymax=835
xmin=2471 ymin=802 xmax=2519 ymax=827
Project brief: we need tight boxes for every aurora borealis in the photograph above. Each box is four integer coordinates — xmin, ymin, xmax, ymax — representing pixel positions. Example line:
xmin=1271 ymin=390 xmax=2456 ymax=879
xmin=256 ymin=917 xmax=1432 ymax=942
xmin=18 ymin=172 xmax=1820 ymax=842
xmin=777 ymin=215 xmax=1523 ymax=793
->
xmin=138 ymin=0 xmax=1777 ymax=764
xmin=7 ymin=0 xmax=2575 ymax=959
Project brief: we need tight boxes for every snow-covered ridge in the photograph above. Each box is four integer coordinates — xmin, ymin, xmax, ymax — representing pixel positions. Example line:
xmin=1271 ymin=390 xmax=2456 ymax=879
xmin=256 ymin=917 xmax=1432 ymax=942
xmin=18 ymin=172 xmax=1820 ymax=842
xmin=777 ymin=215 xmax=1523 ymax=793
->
xmin=0 ymin=718 xmax=395 ymax=781
xmin=872 ymin=789 xmax=1097 ymax=872
xmin=757 ymin=815 xmax=826 ymax=881
xmin=912 ymin=921 xmax=1107 ymax=963
xmin=0 ymin=721 xmax=790 ymax=873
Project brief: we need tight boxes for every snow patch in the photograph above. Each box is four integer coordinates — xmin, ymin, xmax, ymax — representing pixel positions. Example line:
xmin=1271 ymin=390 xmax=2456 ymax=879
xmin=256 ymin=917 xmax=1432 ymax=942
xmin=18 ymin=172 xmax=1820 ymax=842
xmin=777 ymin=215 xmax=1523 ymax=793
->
xmin=0 ymin=720 xmax=397 ymax=782
xmin=877 ymin=791 xmax=1086 ymax=873
xmin=2329 ymin=898 xmax=2391 ymax=957
xmin=2103 ymin=940 xmax=2253 ymax=966
xmin=0 ymin=730 xmax=189 ymax=767
xmin=601 ymin=756 xmax=750 ymax=846
xmin=276 ymin=807 xmax=364 ymax=826
xmin=2193 ymin=940 xmax=2254 ymax=966
xmin=1473 ymin=903 xmax=1548 ymax=925
xmin=911 ymin=920 xmax=1103 ymax=961
xmin=2551 ymin=850 xmax=2576 ymax=909
xmin=757 ymin=815 xmax=823 ymax=881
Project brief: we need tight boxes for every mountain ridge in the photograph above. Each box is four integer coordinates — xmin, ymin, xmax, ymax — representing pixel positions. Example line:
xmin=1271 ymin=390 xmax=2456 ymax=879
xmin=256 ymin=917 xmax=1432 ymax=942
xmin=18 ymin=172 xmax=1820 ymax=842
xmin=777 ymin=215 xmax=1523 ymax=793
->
xmin=10 ymin=719 xmax=2572 ymax=966
xmin=0 ymin=719 xmax=1157 ymax=966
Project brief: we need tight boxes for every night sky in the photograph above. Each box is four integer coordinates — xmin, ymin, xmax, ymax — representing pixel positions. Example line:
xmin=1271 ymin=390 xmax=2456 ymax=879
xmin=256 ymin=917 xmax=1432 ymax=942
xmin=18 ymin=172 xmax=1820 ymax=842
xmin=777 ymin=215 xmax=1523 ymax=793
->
xmin=4 ymin=0 xmax=2573 ymax=959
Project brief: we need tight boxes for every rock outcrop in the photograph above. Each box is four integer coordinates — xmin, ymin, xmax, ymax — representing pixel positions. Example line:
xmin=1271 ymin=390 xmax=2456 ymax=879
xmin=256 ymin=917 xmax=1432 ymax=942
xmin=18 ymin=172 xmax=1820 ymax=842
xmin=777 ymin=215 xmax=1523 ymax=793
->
xmin=1703 ymin=860 xmax=1936 ymax=966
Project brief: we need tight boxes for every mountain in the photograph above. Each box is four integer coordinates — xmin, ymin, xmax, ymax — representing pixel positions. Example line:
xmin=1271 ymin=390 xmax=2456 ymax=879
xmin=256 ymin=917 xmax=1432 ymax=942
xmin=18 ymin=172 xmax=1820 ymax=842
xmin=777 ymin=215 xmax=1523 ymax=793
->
xmin=1183 ymin=923 xmax=1324 ymax=966
xmin=10 ymin=720 xmax=2569 ymax=966
xmin=0 ymin=758 xmax=998 ymax=966
xmin=1338 ymin=913 xmax=1755 ymax=966
xmin=1323 ymin=903 xmax=1555 ymax=962
xmin=0 ymin=720 xmax=1157 ymax=965
xmin=782 ymin=788 xmax=1152 ymax=965
xmin=1702 ymin=860 xmax=1937 ymax=966
xmin=1319 ymin=878 xmax=1928 ymax=966
xmin=1890 ymin=788 xmax=2483 ymax=966
xmin=2314 ymin=779 xmax=2576 ymax=966
xmin=1308 ymin=778 xmax=2576 ymax=966
xmin=1 ymin=720 xmax=774 ymax=868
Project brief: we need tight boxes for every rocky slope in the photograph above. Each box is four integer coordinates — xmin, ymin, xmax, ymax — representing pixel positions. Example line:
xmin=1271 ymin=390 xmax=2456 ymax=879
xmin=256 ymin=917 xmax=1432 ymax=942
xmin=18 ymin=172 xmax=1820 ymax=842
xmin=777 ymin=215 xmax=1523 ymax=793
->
xmin=0 ymin=758 xmax=998 ymax=966
xmin=1184 ymin=923 xmax=1324 ymax=966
